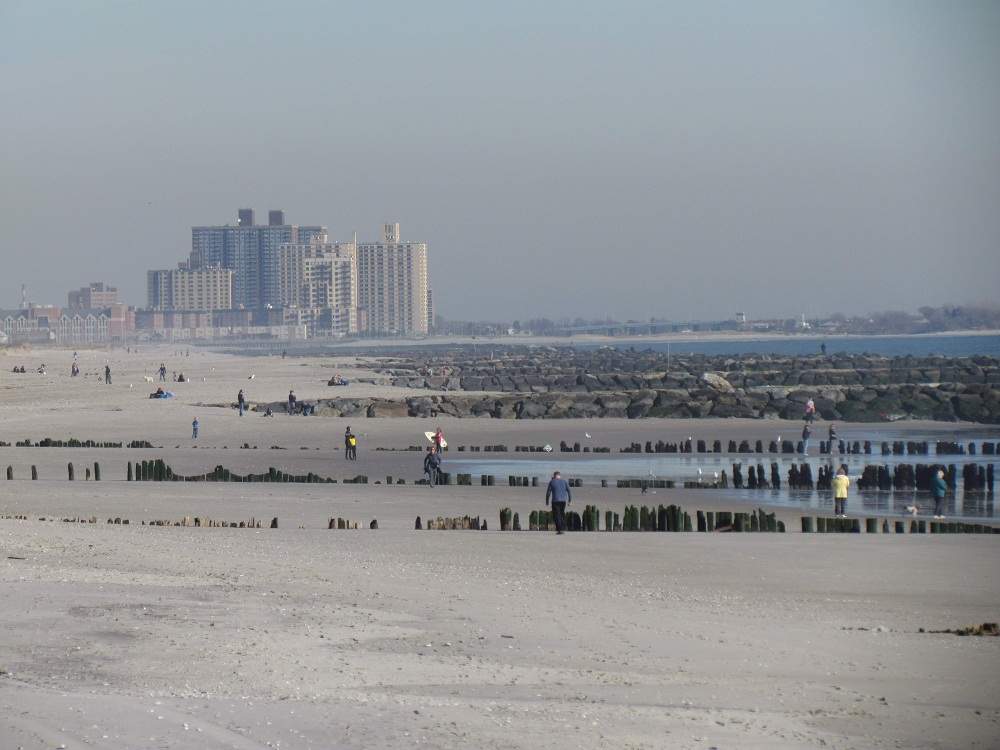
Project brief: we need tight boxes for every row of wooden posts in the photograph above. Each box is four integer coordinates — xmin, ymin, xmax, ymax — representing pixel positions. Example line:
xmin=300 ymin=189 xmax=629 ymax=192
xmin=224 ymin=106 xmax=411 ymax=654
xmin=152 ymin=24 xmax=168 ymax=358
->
xmin=3 ymin=438 xmax=995 ymax=455
xmin=801 ymin=516 xmax=999 ymax=534
xmin=5 ymin=510 xmax=998 ymax=535
xmin=0 ymin=438 xmax=154 ymax=449
xmin=3 ymin=460 xmax=995 ymax=499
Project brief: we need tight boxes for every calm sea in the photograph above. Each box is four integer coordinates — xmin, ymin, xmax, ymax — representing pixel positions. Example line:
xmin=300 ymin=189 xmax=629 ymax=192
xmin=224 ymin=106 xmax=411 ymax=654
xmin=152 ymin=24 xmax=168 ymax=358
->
xmin=573 ymin=334 xmax=1000 ymax=358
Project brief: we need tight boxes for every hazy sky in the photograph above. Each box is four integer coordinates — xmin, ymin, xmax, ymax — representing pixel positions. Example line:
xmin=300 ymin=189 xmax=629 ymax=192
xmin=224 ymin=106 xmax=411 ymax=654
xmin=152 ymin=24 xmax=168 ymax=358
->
xmin=2 ymin=1 xmax=998 ymax=321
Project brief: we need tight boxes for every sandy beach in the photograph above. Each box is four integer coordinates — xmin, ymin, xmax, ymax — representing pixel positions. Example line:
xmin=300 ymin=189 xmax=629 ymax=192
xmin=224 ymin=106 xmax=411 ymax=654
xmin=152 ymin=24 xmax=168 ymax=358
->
xmin=1 ymin=346 xmax=998 ymax=749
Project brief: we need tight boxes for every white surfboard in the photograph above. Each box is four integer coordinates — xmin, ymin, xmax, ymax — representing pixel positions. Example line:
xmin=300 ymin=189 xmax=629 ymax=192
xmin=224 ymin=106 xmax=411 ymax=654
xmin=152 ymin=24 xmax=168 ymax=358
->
xmin=425 ymin=431 xmax=448 ymax=448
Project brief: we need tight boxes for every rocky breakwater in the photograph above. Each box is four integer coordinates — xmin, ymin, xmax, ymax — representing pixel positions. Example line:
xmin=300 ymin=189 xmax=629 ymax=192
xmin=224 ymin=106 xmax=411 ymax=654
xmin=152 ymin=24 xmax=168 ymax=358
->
xmin=265 ymin=375 xmax=1000 ymax=422
xmin=375 ymin=349 xmax=999 ymax=392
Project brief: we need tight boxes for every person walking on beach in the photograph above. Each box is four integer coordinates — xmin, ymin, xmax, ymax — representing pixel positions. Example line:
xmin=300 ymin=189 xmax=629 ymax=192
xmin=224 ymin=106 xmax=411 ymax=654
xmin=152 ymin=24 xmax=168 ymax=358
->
xmin=801 ymin=423 xmax=812 ymax=455
xmin=104 ymin=364 xmax=112 ymax=385
xmin=433 ymin=426 xmax=445 ymax=452
xmin=237 ymin=388 xmax=246 ymax=417
xmin=344 ymin=427 xmax=357 ymax=460
xmin=545 ymin=470 xmax=572 ymax=534
xmin=828 ymin=423 xmax=838 ymax=452
xmin=159 ymin=363 xmax=167 ymax=382
xmin=833 ymin=465 xmax=850 ymax=517
xmin=191 ymin=417 xmax=199 ymax=440
xmin=287 ymin=390 xmax=297 ymax=414
xmin=804 ymin=398 xmax=816 ymax=423
xmin=932 ymin=468 xmax=948 ymax=519
xmin=424 ymin=446 xmax=441 ymax=487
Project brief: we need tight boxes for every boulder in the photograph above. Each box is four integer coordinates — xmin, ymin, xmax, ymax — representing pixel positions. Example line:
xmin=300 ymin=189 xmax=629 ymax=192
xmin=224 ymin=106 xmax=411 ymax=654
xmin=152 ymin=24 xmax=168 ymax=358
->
xmin=700 ymin=372 xmax=735 ymax=392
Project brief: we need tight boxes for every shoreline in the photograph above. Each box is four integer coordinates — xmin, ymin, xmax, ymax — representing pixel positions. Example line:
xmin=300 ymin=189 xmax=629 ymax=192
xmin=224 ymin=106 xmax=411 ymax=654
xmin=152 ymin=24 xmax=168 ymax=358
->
xmin=244 ymin=328 xmax=1000 ymax=350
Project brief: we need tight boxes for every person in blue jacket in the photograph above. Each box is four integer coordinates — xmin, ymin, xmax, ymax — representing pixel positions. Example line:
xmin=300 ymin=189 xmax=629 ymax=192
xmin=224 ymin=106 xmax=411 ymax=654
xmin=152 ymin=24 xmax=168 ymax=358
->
xmin=545 ymin=470 xmax=572 ymax=534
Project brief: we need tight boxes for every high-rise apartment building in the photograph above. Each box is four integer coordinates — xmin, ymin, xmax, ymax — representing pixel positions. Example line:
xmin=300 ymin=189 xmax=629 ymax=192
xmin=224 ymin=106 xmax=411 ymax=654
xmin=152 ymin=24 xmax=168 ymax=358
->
xmin=147 ymin=268 xmax=233 ymax=311
xmin=67 ymin=282 xmax=119 ymax=309
xmin=189 ymin=210 xmax=326 ymax=309
xmin=357 ymin=223 xmax=430 ymax=336
xmin=277 ymin=234 xmax=358 ymax=335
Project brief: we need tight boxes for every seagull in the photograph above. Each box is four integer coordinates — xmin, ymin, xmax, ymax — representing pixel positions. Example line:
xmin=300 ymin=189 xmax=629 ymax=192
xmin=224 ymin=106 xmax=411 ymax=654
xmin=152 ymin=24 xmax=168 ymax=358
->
xmin=248 ymin=373 xmax=255 ymax=380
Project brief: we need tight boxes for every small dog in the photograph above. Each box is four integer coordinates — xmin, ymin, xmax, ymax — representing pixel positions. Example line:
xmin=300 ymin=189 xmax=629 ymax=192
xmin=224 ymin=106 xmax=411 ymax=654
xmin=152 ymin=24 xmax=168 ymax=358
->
xmin=904 ymin=505 xmax=919 ymax=516
xmin=143 ymin=375 xmax=154 ymax=383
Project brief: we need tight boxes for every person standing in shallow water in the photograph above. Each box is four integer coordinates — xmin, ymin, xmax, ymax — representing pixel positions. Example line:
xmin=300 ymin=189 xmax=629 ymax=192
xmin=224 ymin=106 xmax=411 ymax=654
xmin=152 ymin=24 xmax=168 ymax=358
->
xmin=801 ymin=423 xmax=812 ymax=455
xmin=237 ymin=388 xmax=246 ymax=417
xmin=545 ymin=470 xmax=572 ymax=534
xmin=832 ymin=466 xmax=850 ymax=518
xmin=192 ymin=417 xmax=199 ymax=440
xmin=932 ymin=468 xmax=948 ymax=519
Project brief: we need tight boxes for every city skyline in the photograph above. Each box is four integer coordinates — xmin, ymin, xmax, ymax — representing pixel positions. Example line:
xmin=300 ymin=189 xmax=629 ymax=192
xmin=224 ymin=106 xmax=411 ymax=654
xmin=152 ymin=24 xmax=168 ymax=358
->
xmin=2 ymin=2 xmax=998 ymax=321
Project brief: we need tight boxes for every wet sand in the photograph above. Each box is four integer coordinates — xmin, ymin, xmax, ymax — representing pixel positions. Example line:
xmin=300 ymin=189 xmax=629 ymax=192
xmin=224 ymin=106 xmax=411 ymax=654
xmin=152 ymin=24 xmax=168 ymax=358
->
xmin=1 ymin=346 xmax=998 ymax=749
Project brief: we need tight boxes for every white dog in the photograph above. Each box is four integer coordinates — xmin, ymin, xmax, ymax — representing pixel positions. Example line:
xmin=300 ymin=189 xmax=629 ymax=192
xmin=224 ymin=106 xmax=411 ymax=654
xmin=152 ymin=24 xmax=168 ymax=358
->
xmin=143 ymin=375 xmax=154 ymax=383
xmin=904 ymin=505 xmax=919 ymax=516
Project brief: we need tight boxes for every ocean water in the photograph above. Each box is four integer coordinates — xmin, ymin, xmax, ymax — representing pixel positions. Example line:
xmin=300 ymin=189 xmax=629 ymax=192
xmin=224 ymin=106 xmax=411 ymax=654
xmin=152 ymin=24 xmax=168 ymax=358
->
xmin=447 ymin=449 xmax=998 ymax=520
xmin=572 ymin=334 xmax=1000 ymax=358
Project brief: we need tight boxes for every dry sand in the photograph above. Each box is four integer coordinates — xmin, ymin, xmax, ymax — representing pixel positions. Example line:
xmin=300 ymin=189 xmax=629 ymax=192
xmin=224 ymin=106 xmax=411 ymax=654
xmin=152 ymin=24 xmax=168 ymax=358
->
xmin=1 ymin=346 xmax=999 ymax=749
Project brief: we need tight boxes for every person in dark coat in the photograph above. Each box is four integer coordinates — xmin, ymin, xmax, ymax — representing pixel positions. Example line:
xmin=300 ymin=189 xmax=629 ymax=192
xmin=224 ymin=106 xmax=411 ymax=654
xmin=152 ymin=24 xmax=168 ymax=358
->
xmin=545 ymin=470 xmax=572 ymax=534
xmin=423 ymin=447 xmax=441 ymax=487
xmin=931 ymin=468 xmax=948 ymax=519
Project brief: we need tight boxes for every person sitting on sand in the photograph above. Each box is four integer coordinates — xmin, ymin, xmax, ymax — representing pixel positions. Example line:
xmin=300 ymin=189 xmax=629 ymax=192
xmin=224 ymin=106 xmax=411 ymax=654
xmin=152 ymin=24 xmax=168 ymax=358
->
xmin=262 ymin=406 xmax=273 ymax=417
